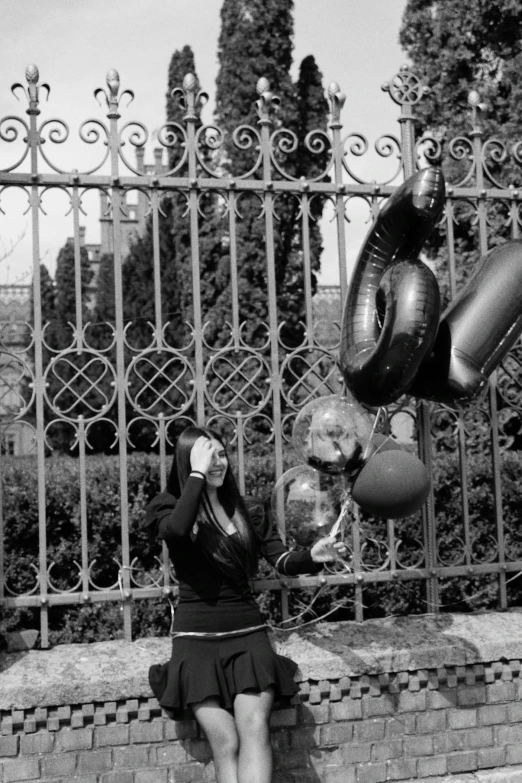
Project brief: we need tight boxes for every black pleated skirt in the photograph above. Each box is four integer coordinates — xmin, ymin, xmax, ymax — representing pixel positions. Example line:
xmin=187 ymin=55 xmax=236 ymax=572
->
xmin=148 ymin=629 xmax=299 ymax=719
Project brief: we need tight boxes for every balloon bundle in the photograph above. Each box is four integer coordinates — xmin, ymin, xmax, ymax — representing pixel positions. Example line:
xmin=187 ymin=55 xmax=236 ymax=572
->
xmin=270 ymin=394 xmax=431 ymax=564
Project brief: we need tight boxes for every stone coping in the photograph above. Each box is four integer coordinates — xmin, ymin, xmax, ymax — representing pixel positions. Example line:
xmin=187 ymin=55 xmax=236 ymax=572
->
xmin=1 ymin=610 xmax=522 ymax=710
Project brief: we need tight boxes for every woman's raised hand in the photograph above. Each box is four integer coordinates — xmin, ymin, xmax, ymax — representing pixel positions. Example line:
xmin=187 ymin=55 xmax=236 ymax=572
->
xmin=310 ymin=535 xmax=348 ymax=563
xmin=190 ymin=436 xmax=214 ymax=476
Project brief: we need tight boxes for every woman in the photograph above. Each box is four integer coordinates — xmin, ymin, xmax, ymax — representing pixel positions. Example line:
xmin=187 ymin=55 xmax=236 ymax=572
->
xmin=145 ymin=425 xmax=346 ymax=783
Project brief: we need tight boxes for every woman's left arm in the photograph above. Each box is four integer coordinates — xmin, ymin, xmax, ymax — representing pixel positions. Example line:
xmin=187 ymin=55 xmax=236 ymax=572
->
xmin=247 ymin=498 xmax=346 ymax=576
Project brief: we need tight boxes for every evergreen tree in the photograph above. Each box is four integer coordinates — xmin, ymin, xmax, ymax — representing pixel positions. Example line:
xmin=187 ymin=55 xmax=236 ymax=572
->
xmin=209 ymin=0 xmax=328 ymax=351
xmin=121 ymin=45 xmax=200 ymax=354
xmin=54 ymin=239 xmax=93 ymax=348
xmin=399 ymin=0 xmax=522 ymax=303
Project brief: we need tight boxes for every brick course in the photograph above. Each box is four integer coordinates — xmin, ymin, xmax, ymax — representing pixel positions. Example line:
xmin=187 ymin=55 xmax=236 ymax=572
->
xmin=3 ymin=657 xmax=522 ymax=781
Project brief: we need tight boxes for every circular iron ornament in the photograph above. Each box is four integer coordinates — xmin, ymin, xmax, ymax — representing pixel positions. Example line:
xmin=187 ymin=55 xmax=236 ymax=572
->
xmin=43 ymin=350 xmax=117 ymax=421
xmin=382 ymin=67 xmax=428 ymax=107
xmin=204 ymin=348 xmax=271 ymax=416
xmin=280 ymin=347 xmax=343 ymax=409
xmin=126 ymin=349 xmax=195 ymax=419
xmin=0 ymin=352 xmax=34 ymax=420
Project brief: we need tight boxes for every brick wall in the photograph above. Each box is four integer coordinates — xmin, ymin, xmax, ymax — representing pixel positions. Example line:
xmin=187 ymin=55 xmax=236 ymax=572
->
xmin=3 ymin=658 xmax=522 ymax=782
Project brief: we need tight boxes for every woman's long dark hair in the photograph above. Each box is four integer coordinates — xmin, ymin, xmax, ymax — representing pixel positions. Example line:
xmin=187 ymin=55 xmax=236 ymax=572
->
xmin=166 ymin=425 xmax=259 ymax=580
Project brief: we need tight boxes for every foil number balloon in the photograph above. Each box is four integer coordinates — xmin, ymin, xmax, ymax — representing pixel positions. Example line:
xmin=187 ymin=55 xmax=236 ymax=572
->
xmin=340 ymin=167 xmax=445 ymax=407
xmin=340 ymin=166 xmax=522 ymax=408
xmin=410 ymin=239 xmax=522 ymax=404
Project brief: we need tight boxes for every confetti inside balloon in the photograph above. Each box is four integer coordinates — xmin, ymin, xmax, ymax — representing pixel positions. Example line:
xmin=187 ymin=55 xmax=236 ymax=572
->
xmin=270 ymin=465 xmax=346 ymax=548
xmin=292 ymin=394 xmax=374 ymax=476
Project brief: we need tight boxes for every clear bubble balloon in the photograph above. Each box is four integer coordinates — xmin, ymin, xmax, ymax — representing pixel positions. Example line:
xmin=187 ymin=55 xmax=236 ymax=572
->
xmin=270 ymin=465 xmax=346 ymax=549
xmin=292 ymin=394 xmax=374 ymax=476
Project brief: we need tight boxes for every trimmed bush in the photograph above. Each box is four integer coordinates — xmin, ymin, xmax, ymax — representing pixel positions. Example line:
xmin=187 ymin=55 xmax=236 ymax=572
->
xmin=2 ymin=448 xmax=522 ymax=647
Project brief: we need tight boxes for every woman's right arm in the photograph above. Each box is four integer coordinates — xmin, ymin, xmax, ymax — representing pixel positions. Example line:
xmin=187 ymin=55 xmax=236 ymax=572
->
xmin=146 ymin=436 xmax=214 ymax=540
xmin=156 ymin=476 xmax=206 ymax=540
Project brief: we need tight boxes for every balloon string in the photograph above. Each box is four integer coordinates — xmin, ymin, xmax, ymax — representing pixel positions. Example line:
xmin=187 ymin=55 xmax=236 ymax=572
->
xmin=364 ymin=406 xmax=388 ymax=460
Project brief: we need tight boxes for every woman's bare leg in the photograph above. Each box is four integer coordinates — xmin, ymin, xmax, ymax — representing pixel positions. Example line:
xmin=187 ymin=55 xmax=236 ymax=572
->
xmin=192 ymin=697 xmax=240 ymax=783
xmin=234 ymin=687 xmax=275 ymax=783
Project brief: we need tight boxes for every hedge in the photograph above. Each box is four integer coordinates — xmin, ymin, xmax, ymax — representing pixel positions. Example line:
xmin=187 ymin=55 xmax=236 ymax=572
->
xmin=1 ymin=447 xmax=522 ymax=648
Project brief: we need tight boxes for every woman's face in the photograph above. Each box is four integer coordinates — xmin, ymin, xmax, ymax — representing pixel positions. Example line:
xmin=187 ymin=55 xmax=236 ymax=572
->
xmin=205 ymin=437 xmax=228 ymax=489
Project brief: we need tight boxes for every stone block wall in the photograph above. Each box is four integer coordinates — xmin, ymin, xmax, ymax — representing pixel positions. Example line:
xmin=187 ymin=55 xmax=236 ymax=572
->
xmin=3 ymin=612 xmax=522 ymax=782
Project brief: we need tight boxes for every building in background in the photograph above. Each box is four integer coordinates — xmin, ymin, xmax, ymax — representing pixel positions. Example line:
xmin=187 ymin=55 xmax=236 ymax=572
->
xmin=0 ymin=283 xmax=33 ymax=456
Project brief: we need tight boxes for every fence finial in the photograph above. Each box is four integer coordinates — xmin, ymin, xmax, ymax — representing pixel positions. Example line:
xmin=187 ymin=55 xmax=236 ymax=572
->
xmin=327 ymin=82 xmax=346 ymax=127
xmin=382 ymin=65 xmax=429 ymax=108
xmin=11 ymin=64 xmax=49 ymax=112
xmin=94 ymin=69 xmax=134 ymax=119
xmin=255 ymin=77 xmax=280 ymax=123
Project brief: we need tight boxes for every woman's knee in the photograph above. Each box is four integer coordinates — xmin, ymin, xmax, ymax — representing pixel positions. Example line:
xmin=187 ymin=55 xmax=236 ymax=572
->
xmin=193 ymin=703 xmax=240 ymax=757
xmin=213 ymin=727 xmax=240 ymax=758
xmin=236 ymin=704 xmax=271 ymax=740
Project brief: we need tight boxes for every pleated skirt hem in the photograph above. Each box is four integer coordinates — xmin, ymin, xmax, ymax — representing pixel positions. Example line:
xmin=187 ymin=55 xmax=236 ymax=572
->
xmin=148 ymin=629 xmax=299 ymax=719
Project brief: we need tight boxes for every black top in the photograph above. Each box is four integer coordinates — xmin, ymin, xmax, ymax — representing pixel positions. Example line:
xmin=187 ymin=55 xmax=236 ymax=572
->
xmin=145 ymin=475 xmax=322 ymax=633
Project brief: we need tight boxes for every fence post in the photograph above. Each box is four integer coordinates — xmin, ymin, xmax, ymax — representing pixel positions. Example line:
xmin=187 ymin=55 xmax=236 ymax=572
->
xmin=384 ymin=66 xmax=439 ymax=612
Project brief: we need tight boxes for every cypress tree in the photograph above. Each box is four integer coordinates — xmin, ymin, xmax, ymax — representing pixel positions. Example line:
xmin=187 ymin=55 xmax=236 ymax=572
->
xmin=399 ymin=0 xmax=522 ymax=303
xmin=211 ymin=0 xmax=329 ymax=350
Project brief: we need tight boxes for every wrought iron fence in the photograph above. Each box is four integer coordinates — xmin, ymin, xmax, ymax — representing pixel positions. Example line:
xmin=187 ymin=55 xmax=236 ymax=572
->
xmin=1 ymin=63 xmax=522 ymax=648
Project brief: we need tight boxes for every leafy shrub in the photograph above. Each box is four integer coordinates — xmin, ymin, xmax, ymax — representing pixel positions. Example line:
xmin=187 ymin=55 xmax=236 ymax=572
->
xmin=2 ymin=447 xmax=522 ymax=647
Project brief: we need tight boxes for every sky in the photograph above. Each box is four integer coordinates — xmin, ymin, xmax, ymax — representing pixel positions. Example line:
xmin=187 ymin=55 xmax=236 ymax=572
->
xmin=0 ymin=0 xmax=408 ymax=286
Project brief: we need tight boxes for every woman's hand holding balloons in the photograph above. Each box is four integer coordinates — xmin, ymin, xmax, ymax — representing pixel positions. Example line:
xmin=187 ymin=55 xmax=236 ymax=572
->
xmin=310 ymin=535 xmax=348 ymax=563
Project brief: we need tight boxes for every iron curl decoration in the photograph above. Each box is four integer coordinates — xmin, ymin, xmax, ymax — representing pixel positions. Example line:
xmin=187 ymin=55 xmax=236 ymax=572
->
xmin=75 ymin=118 xmax=111 ymax=174
xmin=303 ymin=129 xmax=333 ymax=182
xmin=373 ymin=134 xmax=402 ymax=185
xmin=395 ymin=537 xmax=425 ymax=570
xmin=498 ymin=349 xmax=522 ymax=411
xmin=156 ymin=121 xmax=189 ymax=175
xmin=47 ymin=560 xmax=83 ymax=594
xmin=4 ymin=563 xmax=40 ymax=597
xmin=340 ymin=133 xmax=370 ymax=184
xmin=481 ymin=137 xmax=510 ymax=189
xmin=447 ymin=135 xmax=476 ymax=187
xmin=272 ymin=190 xmax=302 ymax=224
xmin=277 ymin=316 xmax=307 ymax=352
xmin=230 ymin=124 xmax=263 ymax=180
xmin=512 ymin=139 xmax=522 ymax=170
xmin=37 ymin=118 xmax=72 ymax=174
xmin=437 ymin=536 xmax=467 ymax=567
xmin=269 ymin=128 xmax=299 ymax=180
xmin=415 ymin=133 xmax=443 ymax=167
xmin=122 ymin=320 xmax=159 ymax=353
xmin=237 ymin=318 xmax=270 ymax=352
xmin=194 ymin=123 xmax=227 ymax=178
xmin=118 ymin=121 xmax=149 ymax=174
xmin=0 ymin=115 xmax=31 ymax=172
xmin=201 ymin=319 xmax=235 ymax=352
xmin=234 ymin=189 xmax=265 ymax=222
